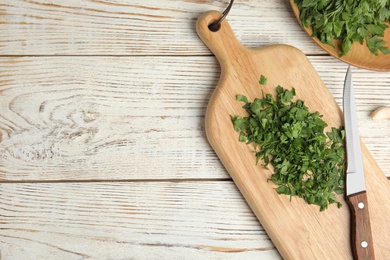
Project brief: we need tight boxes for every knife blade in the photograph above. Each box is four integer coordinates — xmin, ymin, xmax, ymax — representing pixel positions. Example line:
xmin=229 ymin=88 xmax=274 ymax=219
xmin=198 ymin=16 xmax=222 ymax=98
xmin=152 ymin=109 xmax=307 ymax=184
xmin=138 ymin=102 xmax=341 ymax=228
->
xmin=343 ymin=65 xmax=375 ymax=260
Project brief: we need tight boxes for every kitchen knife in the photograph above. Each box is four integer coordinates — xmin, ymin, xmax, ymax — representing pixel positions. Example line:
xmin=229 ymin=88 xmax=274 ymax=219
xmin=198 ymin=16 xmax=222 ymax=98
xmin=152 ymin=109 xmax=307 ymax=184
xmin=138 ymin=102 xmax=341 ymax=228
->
xmin=343 ymin=66 xmax=375 ymax=260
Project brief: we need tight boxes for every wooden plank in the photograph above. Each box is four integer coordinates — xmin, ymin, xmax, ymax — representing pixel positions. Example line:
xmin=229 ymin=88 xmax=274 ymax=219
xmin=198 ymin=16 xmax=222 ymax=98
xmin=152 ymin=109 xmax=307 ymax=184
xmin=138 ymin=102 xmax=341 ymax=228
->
xmin=0 ymin=56 xmax=226 ymax=180
xmin=0 ymin=0 xmax=323 ymax=55
xmin=1 ymin=56 xmax=389 ymax=181
xmin=0 ymin=181 xmax=281 ymax=259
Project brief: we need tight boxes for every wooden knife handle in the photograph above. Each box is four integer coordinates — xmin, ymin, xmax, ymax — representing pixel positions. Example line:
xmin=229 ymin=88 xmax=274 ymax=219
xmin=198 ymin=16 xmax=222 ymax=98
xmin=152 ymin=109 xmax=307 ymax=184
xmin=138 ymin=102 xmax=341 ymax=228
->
xmin=347 ymin=191 xmax=375 ymax=260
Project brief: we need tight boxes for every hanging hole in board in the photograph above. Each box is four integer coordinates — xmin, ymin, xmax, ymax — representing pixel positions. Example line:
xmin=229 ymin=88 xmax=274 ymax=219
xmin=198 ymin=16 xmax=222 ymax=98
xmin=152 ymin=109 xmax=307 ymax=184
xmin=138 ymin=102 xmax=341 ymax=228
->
xmin=208 ymin=0 xmax=234 ymax=32
xmin=208 ymin=21 xmax=221 ymax=32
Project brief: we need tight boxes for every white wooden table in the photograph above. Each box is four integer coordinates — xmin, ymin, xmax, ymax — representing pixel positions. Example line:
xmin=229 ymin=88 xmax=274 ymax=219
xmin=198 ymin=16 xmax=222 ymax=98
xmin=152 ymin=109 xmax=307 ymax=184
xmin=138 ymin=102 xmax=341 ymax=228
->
xmin=1 ymin=1 xmax=389 ymax=259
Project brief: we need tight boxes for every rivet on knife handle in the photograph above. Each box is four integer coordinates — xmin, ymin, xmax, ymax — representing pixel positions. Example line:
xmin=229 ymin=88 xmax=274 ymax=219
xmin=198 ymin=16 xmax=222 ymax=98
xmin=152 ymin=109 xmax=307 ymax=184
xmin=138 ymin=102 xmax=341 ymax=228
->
xmin=347 ymin=192 xmax=375 ymax=259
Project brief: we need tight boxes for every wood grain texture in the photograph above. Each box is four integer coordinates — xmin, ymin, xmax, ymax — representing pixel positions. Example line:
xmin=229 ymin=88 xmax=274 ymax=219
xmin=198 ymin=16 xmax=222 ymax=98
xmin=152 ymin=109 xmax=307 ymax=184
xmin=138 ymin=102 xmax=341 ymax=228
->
xmin=0 ymin=0 xmax=323 ymax=55
xmin=197 ymin=10 xmax=390 ymax=259
xmin=0 ymin=181 xmax=281 ymax=259
xmin=347 ymin=192 xmax=375 ymax=260
xmin=1 ymin=56 xmax=389 ymax=181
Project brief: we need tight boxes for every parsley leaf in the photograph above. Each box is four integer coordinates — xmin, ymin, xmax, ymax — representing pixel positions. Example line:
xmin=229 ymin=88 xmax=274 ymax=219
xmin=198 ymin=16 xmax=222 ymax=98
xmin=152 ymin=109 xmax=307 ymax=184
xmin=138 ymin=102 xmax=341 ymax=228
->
xmin=259 ymin=75 xmax=267 ymax=85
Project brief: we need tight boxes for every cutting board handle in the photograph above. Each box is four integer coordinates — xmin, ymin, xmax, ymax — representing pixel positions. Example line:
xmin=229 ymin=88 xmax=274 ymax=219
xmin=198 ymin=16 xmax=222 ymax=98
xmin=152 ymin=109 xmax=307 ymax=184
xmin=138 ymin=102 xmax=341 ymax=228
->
xmin=196 ymin=11 xmax=244 ymax=68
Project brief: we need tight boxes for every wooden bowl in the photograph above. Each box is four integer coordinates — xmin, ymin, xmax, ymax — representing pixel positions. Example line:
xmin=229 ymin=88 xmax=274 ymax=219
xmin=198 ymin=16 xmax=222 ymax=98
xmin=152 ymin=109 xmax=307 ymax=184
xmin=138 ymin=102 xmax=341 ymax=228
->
xmin=290 ymin=0 xmax=390 ymax=71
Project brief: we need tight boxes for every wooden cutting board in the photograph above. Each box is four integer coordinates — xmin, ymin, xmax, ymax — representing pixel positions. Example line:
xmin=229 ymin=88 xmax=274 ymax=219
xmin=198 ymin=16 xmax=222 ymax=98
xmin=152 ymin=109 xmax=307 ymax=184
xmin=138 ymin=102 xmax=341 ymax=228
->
xmin=197 ymin=11 xmax=390 ymax=260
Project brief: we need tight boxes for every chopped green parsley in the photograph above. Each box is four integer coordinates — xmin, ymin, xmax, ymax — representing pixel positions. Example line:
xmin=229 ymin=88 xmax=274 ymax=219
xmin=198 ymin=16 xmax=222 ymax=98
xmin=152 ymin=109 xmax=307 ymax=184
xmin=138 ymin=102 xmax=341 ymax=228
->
xmin=231 ymin=76 xmax=346 ymax=211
